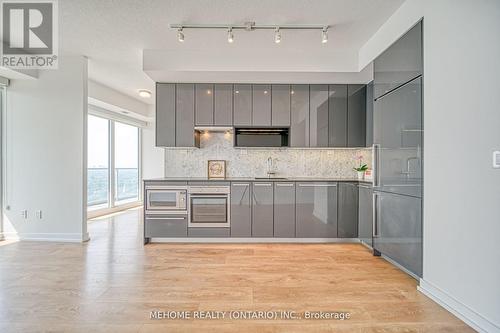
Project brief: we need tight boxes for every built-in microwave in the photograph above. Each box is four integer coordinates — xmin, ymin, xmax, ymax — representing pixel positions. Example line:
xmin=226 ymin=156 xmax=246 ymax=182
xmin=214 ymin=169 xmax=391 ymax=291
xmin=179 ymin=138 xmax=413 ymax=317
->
xmin=145 ymin=185 xmax=187 ymax=211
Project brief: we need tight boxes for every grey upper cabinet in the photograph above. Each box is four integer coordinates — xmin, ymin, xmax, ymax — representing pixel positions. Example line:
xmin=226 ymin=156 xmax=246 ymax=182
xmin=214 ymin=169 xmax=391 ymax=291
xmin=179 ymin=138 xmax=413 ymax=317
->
xmin=195 ymin=84 xmax=214 ymax=126
xmin=176 ymin=84 xmax=199 ymax=147
xmin=274 ymin=182 xmax=295 ymax=238
xmin=271 ymin=85 xmax=291 ymax=126
xmin=374 ymin=21 xmax=422 ymax=99
xmin=365 ymin=81 xmax=374 ymax=147
xmin=309 ymin=85 xmax=329 ymax=147
xmin=156 ymin=83 xmax=176 ymax=147
xmin=373 ymin=191 xmax=422 ymax=277
xmin=233 ymin=84 xmax=252 ymax=126
xmin=358 ymin=184 xmax=373 ymax=246
xmin=296 ymin=182 xmax=338 ymax=238
xmin=347 ymin=84 xmax=366 ymax=147
xmin=252 ymin=84 xmax=271 ymax=126
xmin=231 ymin=182 xmax=252 ymax=237
xmin=252 ymin=182 xmax=274 ymax=237
xmin=214 ymin=84 xmax=233 ymax=126
xmin=290 ymin=85 xmax=310 ymax=147
xmin=328 ymin=85 xmax=347 ymax=147
xmin=338 ymin=182 xmax=358 ymax=238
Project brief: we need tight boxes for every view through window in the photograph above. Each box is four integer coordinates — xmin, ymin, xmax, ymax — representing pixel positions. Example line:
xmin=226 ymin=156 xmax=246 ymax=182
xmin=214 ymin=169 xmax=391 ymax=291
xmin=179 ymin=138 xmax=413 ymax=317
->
xmin=114 ymin=122 xmax=139 ymax=204
xmin=87 ymin=115 xmax=140 ymax=210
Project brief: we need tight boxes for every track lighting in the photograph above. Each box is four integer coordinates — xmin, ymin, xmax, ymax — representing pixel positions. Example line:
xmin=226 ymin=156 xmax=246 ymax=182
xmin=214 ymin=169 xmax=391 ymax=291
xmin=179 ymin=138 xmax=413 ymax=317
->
xmin=177 ymin=28 xmax=184 ymax=42
xmin=227 ymin=27 xmax=234 ymax=43
xmin=170 ymin=23 xmax=330 ymax=44
xmin=274 ymin=27 xmax=281 ymax=44
xmin=321 ymin=27 xmax=328 ymax=44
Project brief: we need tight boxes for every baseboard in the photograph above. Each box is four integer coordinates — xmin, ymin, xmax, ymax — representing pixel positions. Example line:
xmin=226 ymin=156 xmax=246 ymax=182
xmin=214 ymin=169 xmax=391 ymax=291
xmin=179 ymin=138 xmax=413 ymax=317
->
xmin=418 ymin=279 xmax=500 ymax=333
xmin=149 ymin=238 xmax=361 ymax=243
xmin=3 ymin=231 xmax=86 ymax=243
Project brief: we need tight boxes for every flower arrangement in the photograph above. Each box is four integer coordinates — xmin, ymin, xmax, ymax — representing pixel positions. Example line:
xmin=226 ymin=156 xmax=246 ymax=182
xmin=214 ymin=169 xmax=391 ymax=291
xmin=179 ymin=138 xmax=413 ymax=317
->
xmin=353 ymin=155 xmax=368 ymax=180
xmin=353 ymin=155 xmax=368 ymax=172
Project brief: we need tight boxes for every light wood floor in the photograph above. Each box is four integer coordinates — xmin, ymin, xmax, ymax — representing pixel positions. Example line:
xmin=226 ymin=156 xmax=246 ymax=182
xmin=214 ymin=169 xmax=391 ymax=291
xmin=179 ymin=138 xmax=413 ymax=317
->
xmin=0 ymin=208 xmax=472 ymax=333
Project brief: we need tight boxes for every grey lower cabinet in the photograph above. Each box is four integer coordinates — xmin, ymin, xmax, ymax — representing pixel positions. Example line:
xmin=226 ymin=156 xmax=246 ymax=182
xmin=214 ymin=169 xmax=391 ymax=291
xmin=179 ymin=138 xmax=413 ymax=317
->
xmin=252 ymin=182 xmax=274 ymax=237
xmin=309 ymin=85 xmax=329 ymax=147
xmin=347 ymin=84 xmax=366 ymax=147
xmin=271 ymin=85 xmax=291 ymax=126
xmin=296 ymin=182 xmax=338 ymax=238
xmin=195 ymin=83 xmax=214 ymax=126
xmin=214 ymin=84 xmax=233 ymax=126
xmin=290 ymin=85 xmax=310 ymax=147
xmin=338 ymin=182 xmax=358 ymax=238
xmin=176 ymin=83 xmax=199 ymax=147
xmin=188 ymin=228 xmax=230 ymax=237
xmin=233 ymin=84 xmax=252 ymax=126
xmin=358 ymin=184 xmax=373 ymax=246
xmin=273 ymin=182 xmax=296 ymax=237
xmin=156 ymin=83 xmax=176 ymax=147
xmin=252 ymin=84 xmax=271 ymax=126
xmin=145 ymin=214 xmax=188 ymax=238
xmin=328 ymin=84 xmax=347 ymax=147
xmin=230 ymin=182 xmax=252 ymax=237
xmin=373 ymin=191 xmax=422 ymax=277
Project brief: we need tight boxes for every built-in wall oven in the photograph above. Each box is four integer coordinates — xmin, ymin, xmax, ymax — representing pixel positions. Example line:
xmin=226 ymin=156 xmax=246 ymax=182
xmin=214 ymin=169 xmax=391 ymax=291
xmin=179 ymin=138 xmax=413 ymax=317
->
xmin=188 ymin=186 xmax=230 ymax=228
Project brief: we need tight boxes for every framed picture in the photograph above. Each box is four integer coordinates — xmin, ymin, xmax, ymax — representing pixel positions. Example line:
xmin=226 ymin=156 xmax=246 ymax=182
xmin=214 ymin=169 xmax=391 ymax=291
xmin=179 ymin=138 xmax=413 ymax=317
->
xmin=207 ymin=160 xmax=226 ymax=179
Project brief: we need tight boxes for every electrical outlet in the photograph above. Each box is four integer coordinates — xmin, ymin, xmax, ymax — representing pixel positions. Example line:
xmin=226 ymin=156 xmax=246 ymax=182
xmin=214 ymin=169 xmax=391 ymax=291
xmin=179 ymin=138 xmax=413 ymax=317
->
xmin=493 ymin=151 xmax=500 ymax=168
xmin=21 ymin=210 xmax=28 ymax=219
xmin=36 ymin=210 xmax=43 ymax=219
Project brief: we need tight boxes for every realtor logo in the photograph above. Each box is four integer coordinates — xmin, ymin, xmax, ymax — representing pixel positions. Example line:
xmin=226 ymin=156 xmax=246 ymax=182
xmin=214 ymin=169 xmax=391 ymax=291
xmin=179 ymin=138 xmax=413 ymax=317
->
xmin=1 ymin=0 xmax=58 ymax=68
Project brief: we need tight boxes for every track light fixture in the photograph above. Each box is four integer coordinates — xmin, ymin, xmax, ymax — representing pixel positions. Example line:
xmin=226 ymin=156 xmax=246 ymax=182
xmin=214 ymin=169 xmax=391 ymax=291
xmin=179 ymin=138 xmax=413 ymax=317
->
xmin=170 ymin=23 xmax=330 ymax=44
xmin=227 ymin=27 xmax=234 ymax=43
xmin=321 ymin=27 xmax=328 ymax=44
xmin=177 ymin=27 xmax=184 ymax=42
xmin=274 ymin=27 xmax=281 ymax=44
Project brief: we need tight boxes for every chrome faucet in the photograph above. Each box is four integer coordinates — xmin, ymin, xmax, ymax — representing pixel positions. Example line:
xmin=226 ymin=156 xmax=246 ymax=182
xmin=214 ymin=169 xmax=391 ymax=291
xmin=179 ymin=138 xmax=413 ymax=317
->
xmin=266 ymin=156 xmax=276 ymax=177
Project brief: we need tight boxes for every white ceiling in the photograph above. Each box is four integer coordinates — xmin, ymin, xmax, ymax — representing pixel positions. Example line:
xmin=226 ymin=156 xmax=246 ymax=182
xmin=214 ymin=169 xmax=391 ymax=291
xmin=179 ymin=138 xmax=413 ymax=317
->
xmin=59 ymin=0 xmax=404 ymax=105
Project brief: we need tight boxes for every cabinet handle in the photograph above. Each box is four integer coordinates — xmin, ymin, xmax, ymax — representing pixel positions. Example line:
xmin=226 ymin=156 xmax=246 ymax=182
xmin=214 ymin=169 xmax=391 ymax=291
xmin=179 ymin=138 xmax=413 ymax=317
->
xmin=254 ymin=183 xmax=272 ymax=187
xmin=372 ymin=192 xmax=379 ymax=238
xmin=146 ymin=217 xmax=186 ymax=220
xmin=358 ymin=185 xmax=372 ymax=189
xmin=276 ymin=183 xmax=294 ymax=187
xmin=298 ymin=184 xmax=337 ymax=187
xmin=232 ymin=183 xmax=249 ymax=186
xmin=373 ymin=144 xmax=380 ymax=187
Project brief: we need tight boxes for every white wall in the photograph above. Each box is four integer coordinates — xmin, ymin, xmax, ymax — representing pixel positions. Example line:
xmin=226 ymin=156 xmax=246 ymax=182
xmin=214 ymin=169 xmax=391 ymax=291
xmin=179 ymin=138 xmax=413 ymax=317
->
xmin=360 ymin=1 xmax=500 ymax=332
xmin=2 ymin=56 xmax=89 ymax=242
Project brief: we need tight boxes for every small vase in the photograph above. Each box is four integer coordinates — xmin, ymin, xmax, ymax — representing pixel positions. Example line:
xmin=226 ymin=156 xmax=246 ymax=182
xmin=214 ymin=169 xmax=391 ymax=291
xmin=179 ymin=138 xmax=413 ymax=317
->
xmin=357 ymin=171 xmax=365 ymax=180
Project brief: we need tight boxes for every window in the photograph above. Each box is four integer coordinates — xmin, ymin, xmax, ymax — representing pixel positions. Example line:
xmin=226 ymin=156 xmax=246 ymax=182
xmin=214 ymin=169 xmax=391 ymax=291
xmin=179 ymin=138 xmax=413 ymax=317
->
xmin=87 ymin=115 xmax=141 ymax=212
xmin=114 ymin=122 xmax=139 ymax=204
xmin=87 ymin=115 xmax=109 ymax=209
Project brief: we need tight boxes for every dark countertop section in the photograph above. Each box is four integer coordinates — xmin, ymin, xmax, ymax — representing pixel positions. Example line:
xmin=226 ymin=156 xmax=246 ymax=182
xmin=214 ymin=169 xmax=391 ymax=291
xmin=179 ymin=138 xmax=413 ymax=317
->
xmin=144 ymin=177 xmax=373 ymax=184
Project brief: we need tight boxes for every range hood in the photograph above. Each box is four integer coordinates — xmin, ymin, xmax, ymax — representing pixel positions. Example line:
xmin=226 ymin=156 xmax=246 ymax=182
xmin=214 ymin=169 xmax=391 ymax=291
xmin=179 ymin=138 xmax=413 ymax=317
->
xmin=234 ymin=127 xmax=289 ymax=147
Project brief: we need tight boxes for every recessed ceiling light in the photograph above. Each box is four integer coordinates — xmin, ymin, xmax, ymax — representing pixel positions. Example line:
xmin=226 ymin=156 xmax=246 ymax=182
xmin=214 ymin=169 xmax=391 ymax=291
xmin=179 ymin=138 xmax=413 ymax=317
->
xmin=138 ymin=89 xmax=152 ymax=98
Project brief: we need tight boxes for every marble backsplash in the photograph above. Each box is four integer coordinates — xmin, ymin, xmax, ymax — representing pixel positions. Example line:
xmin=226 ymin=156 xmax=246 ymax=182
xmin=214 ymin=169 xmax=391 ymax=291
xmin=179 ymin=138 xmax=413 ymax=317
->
xmin=164 ymin=132 xmax=372 ymax=178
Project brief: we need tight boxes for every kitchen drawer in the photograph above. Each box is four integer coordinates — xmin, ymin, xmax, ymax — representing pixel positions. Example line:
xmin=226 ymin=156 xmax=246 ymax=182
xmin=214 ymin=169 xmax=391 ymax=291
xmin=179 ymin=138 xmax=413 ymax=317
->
xmin=187 ymin=181 xmax=230 ymax=186
xmin=145 ymin=214 xmax=188 ymax=237
xmin=188 ymin=228 xmax=230 ymax=237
